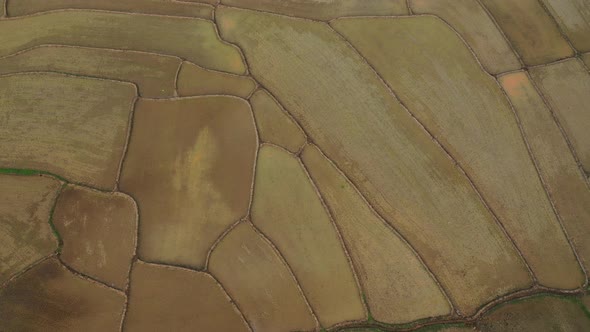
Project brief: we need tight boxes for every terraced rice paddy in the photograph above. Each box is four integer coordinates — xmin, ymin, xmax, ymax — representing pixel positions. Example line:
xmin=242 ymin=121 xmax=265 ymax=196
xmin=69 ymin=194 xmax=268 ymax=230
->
xmin=2 ymin=0 xmax=590 ymax=331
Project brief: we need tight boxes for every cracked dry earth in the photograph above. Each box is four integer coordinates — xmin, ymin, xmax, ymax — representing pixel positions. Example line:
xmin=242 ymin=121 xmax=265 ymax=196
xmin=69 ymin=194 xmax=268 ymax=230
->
xmin=2 ymin=1 xmax=590 ymax=332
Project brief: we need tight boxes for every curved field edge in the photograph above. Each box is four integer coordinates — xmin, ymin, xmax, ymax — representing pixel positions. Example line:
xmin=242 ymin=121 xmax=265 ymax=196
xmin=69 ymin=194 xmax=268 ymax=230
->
xmin=0 ymin=168 xmax=67 ymax=253
xmin=334 ymin=292 xmax=590 ymax=332
xmin=3 ymin=166 xmax=590 ymax=331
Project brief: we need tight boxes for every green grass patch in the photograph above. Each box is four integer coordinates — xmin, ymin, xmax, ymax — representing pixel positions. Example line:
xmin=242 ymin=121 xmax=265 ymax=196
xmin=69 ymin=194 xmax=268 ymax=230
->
xmin=360 ymin=293 xmax=376 ymax=323
xmin=0 ymin=168 xmax=41 ymax=176
xmin=0 ymin=168 xmax=67 ymax=182
xmin=570 ymin=296 xmax=590 ymax=322
xmin=48 ymin=183 xmax=67 ymax=254
xmin=415 ymin=322 xmax=469 ymax=331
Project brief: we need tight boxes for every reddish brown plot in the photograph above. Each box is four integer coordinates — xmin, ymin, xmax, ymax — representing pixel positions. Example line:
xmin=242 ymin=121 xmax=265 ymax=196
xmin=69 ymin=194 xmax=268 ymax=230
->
xmin=0 ymin=258 xmax=125 ymax=331
xmin=52 ymin=185 xmax=137 ymax=290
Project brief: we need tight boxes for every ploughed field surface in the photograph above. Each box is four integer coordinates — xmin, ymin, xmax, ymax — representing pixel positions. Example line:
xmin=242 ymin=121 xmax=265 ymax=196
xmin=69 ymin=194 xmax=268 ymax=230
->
xmin=2 ymin=0 xmax=590 ymax=331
